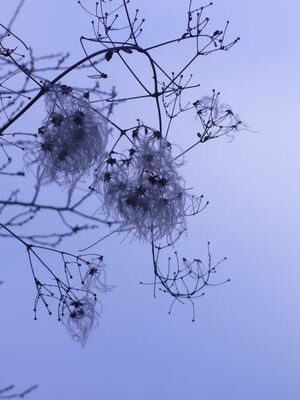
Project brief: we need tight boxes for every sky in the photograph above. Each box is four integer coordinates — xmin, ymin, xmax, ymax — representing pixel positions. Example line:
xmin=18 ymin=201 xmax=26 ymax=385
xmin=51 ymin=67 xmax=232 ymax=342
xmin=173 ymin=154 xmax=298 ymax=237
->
xmin=1 ymin=0 xmax=300 ymax=399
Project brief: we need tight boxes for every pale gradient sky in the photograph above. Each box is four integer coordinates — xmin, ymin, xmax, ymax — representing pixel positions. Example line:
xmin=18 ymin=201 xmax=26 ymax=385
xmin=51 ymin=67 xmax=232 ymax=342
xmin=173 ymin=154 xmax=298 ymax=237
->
xmin=1 ymin=1 xmax=300 ymax=399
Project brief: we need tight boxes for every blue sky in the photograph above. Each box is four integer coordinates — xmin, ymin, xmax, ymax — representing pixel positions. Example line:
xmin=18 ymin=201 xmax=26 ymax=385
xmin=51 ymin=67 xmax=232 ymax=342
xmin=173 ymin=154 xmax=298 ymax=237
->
xmin=1 ymin=1 xmax=300 ymax=399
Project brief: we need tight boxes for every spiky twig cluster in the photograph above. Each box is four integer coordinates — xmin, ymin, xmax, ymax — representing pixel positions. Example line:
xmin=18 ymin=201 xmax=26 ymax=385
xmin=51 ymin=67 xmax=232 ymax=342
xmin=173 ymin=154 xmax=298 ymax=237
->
xmin=142 ymin=241 xmax=229 ymax=321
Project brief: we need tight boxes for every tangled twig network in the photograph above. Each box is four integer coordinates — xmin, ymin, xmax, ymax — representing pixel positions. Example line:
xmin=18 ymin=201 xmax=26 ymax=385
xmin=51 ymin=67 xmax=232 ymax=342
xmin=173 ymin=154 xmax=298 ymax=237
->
xmin=0 ymin=0 xmax=243 ymax=347
xmin=145 ymin=242 xmax=229 ymax=321
xmin=27 ymin=84 xmax=109 ymax=186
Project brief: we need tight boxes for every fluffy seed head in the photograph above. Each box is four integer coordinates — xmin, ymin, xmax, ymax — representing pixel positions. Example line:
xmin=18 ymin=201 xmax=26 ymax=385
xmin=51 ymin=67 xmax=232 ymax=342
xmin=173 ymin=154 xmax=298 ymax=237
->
xmin=61 ymin=294 xmax=99 ymax=346
xmin=28 ymin=84 xmax=109 ymax=186
xmin=82 ymin=256 xmax=114 ymax=294
xmin=98 ymin=134 xmax=187 ymax=242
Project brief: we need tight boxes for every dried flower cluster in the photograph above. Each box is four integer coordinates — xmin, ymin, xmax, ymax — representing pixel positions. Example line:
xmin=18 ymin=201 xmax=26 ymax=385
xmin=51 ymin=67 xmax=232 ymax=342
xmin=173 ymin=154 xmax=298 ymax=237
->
xmin=26 ymin=246 xmax=111 ymax=346
xmin=28 ymin=84 xmax=109 ymax=186
xmin=0 ymin=0 xmax=242 ymax=347
xmin=97 ymin=132 xmax=187 ymax=242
